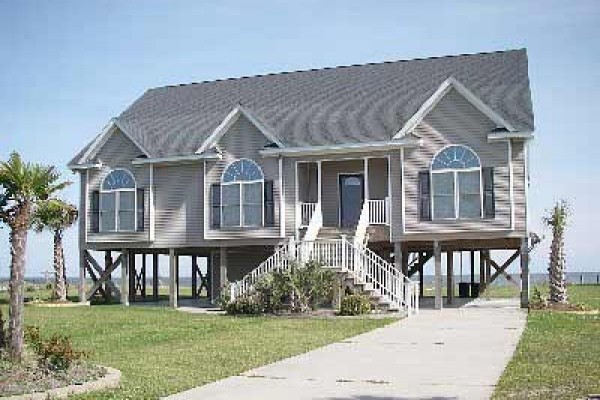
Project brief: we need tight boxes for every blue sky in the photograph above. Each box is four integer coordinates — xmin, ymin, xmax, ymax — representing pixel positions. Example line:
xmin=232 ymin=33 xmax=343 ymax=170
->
xmin=1 ymin=0 xmax=599 ymax=278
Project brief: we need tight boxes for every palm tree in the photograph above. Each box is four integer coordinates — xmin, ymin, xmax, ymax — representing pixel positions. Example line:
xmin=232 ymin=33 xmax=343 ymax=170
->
xmin=0 ymin=152 xmax=70 ymax=361
xmin=32 ymin=199 xmax=78 ymax=302
xmin=542 ymin=200 xmax=570 ymax=304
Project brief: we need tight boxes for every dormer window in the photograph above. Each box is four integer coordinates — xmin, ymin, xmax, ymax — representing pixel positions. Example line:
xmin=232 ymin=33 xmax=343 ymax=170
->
xmin=221 ymin=159 xmax=264 ymax=227
xmin=431 ymin=145 xmax=482 ymax=220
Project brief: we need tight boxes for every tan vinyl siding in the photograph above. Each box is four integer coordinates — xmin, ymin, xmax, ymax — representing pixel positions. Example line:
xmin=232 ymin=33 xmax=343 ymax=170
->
xmin=401 ymin=88 xmax=513 ymax=236
xmin=321 ymin=159 xmax=363 ymax=227
xmin=86 ymin=129 xmax=150 ymax=243
xmin=511 ymin=140 xmax=527 ymax=232
xmin=389 ymin=152 xmax=403 ymax=241
xmin=283 ymin=159 xmax=296 ymax=236
xmin=205 ymin=114 xmax=281 ymax=239
xmin=226 ymin=246 xmax=275 ymax=281
xmin=368 ymin=157 xmax=388 ymax=199
xmin=153 ymin=163 xmax=204 ymax=247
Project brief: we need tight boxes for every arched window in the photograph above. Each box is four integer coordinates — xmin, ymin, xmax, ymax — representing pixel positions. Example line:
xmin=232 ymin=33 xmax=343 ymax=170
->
xmin=100 ymin=169 xmax=136 ymax=231
xmin=221 ymin=159 xmax=264 ymax=227
xmin=431 ymin=145 xmax=482 ymax=219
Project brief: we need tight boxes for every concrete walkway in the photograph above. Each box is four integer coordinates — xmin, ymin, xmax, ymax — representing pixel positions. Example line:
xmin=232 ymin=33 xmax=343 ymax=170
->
xmin=166 ymin=298 xmax=526 ymax=400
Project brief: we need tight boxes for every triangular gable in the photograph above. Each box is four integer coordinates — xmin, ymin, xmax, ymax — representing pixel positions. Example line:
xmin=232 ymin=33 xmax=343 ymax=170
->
xmin=195 ymin=105 xmax=284 ymax=154
xmin=69 ymin=118 xmax=152 ymax=167
xmin=393 ymin=77 xmax=515 ymax=139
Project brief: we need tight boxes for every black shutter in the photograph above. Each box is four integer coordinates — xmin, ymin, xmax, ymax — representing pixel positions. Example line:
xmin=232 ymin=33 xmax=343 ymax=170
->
xmin=211 ymin=183 xmax=221 ymax=228
xmin=264 ymin=180 xmax=275 ymax=227
xmin=137 ymin=188 xmax=145 ymax=231
xmin=91 ymin=190 xmax=100 ymax=233
xmin=483 ymin=167 xmax=495 ymax=219
xmin=418 ymin=171 xmax=431 ymax=221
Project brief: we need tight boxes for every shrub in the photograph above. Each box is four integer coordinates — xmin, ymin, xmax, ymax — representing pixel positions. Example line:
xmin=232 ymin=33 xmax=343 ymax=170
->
xmin=25 ymin=326 xmax=84 ymax=371
xmin=0 ymin=308 xmax=5 ymax=350
xmin=25 ymin=285 xmax=37 ymax=293
xmin=224 ymin=296 xmax=263 ymax=315
xmin=287 ymin=260 xmax=335 ymax=313
xmin=530 ymin=287 xmax=547 ymax=309
xmin=339 ymin=294 xmax=372 ymax=316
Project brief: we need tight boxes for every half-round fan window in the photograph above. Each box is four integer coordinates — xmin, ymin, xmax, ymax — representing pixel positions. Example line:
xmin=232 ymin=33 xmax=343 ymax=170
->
xmin=430 ymin=145 xmax=482 ymax=220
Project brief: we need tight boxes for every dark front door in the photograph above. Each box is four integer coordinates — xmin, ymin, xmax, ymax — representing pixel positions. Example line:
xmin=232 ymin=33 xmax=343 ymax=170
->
xmin=339 ymin=174 xmax=364 ymax=228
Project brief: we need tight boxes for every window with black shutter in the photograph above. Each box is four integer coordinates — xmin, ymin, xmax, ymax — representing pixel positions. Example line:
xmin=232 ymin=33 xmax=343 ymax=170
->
xmin=136 ymin=188 xmax=145 ymax=231
xmin=418 ymin=171 xmax=431 ymax=221
xmin=91 ymin=190 xmax=100 ymax=233
xmin=211 ymin=183 xmax=221 ymax=228
xmin=482 ymin=167 xmax=495 ymax=219
xmin=264 ymin=180 xmax=275 ymax=227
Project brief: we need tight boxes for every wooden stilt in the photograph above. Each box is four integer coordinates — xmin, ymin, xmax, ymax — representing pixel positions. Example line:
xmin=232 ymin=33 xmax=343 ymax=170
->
xmin=153 ymin=253 xmax=159 ymax=301
xmin=121 ymin=250 xmax=130 ymax=306
xmin=520 ymin=238 xmax=529 ymax=308
xmin=192 ymin=256 xmax=198 ymax=299
xmin=479 ymin=250 xmax=486 ymax=293
xmin=434 ymin=241 xmax=442 ymax=310
xmin=485 ymin=250 xmax=492 ymax=290
xmin=470 ymin=250 xmax=475 ymax=287
xmin=78 ymin=248 xmax=86 ymax=303
xmin=419 ymin=252 xmax=425 ymax=298
xmin=104 ymin=251 xmax=112 ymax=298
xmin=128 ymin=251 xmax=135 ymax=302
xmin=141 ymin=254 xmax=147 ymax=299
xmin=447 ymin=250 xmax=454 ymax=305
xmin=169 ymin=249 xmax=178 ymax=308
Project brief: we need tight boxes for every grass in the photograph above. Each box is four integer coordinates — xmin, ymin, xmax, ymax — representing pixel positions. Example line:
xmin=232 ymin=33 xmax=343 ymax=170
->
xmin=0 ymin=288 xmax=395 ymax=399
xmin=494 ymin=284 xmax=600 ymax=399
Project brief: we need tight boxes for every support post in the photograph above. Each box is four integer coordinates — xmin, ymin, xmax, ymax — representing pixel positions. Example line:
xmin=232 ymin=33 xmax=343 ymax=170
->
xmin=192 ymin=256 xmax=198 ymax=299
xmin=363 ymin=158 xmax=369 ymax=200
xmin=104 ymin=251 xmax=112 ymax=298
xmin=447 ymin=250 xmax=454 ymax=305
xmin=220 ymin=247 xmax=228 ymax=292
xmin=485 ymin=250 xmax=492 ymax=291
xmin=121 ymin=250 xmax=129 ymax=306
xmin=419 ymin=252 xmax=425 ymax=298
xmin=434 ymin=241 xmax=442 ymax=310
xmin=520 ymin=238 xmax=530 ymax=308
xmin=470 ymin=250 xmax=475 ymax=286
xmin=78 ymin=249 xmax=86 ymax=303
xmin=152 ymin=253 xmax=159 ymax=301
xmin=479 ymin=250 xmax=486 ymax=293
xmin=169 ymin=249 xmax=178 ymax=308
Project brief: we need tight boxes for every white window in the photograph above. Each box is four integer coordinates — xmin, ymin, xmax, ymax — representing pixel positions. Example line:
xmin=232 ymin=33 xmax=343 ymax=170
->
xmin=100 ymin=169 xmax=136 ymax=231
xmin=221 ymin=159 xmax=264 ymax=227
xmin=431 ymin=145 xmax=482 ymax=220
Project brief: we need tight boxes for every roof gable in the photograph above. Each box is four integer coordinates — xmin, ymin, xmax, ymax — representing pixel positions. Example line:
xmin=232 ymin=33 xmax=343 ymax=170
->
xmin=393 ymin=77 xmax=516 ymax=139
xmin=196 ymin=105 xmax=284 ymax=154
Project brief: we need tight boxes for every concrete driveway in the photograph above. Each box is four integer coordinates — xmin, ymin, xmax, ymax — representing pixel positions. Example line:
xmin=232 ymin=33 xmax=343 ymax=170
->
xmin=166 ymin=298 xmax=526 ymax=400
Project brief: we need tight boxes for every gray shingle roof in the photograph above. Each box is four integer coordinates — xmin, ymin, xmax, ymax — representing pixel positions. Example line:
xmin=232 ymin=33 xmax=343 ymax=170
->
xmin=95 ymin=49 xmax=535 ymax=159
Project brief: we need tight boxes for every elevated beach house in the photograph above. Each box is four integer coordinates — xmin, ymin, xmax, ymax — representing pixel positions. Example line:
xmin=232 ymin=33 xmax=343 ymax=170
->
xmin=68 ymin=49 xmax=534 ymax=313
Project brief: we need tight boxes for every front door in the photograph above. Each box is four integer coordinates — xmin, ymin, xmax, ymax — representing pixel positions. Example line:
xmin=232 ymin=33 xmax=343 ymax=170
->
xmin=339 ymin=174 xmax=364 ymax=228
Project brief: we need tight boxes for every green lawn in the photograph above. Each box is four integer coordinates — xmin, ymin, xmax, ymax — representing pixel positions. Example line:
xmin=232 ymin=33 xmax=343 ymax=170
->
xmin=0 ymin=290 xmax=395 ymax=399
xmin=494 ymin=285 xmax=600 ymax=399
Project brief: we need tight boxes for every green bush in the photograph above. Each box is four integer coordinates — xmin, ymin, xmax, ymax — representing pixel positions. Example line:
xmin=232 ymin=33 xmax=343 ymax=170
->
xmin=339 ymin=294 xmax=372 ymax=316
xmin=224 ymin=296 xmax=263 ymax=315
xmin=25 ymin=285 xmax=37 ymax=293
xmin=25 ymin=326 xmax=84 ymax=370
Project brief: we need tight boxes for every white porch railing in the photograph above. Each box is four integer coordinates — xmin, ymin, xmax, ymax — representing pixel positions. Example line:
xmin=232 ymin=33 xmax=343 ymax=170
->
xmin=300 ymin=202 xmax=317 ymax=227
xmin=368 ymin=198 xmax=389 ymax=225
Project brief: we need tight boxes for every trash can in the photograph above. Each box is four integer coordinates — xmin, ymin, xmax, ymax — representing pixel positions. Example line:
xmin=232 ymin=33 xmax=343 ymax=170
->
xmin=470 ymin=283 xmax=480 ymax=298
xmin=458 ymin=282 xmax=470 ymax=298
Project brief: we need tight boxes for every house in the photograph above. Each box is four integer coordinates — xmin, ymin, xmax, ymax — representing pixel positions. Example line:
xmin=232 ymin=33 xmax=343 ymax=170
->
xmin=68 ymin=49 xmax=534 ymax=313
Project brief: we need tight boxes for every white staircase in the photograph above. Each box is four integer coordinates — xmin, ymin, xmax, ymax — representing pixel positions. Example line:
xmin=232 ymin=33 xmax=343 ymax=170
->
xmin=230 ymin=236 xmax=419 ymax=315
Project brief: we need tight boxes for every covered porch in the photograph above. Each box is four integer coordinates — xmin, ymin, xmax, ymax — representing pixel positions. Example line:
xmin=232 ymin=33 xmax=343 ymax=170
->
xmin=296 ymin=157 xmax=390 ymax=233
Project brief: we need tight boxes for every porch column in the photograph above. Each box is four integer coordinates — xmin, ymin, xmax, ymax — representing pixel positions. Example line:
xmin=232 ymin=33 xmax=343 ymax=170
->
xmin=220 ymin=247 xmax=228 ymax=290
xmin=317 ymin=161 xmax=322 ymax=204
xmin=470 ymin=250 xmax=475 ymax=287
xmin=433 ymin=241 xmax=442 ymax=310
xmin=485 ymin=250 xmax=492 ymax=291
xmin=479 ymin=250 xmax=486 ymax=292
xmin=520 ymin=238 xmax=530 ymax=308
xmin=121 ymin=249 xmax=129 ymax=306
xmin=394 ymin=242 xmax=402 ymax=273
xmin=447 ymin=250 xmax=454 ymax=305
xmin=169 ymin=248 xmax=178 ymax=308
xmin=363 ymin=158 xmax=369 ymax=200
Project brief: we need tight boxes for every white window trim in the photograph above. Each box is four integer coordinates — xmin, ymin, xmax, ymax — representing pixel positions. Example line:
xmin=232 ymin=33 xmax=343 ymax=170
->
xmin=430 ymin=145 xmax=483 ymax=221
xmin=220 ymin=159 xmax=265 ymax=228
xmin=99 ymin=168 xmax=137 ymax=233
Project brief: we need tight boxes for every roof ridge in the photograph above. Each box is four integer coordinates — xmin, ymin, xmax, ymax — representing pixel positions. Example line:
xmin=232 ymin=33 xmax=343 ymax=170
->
xmin=152 ymin=48 xmax=526 ymax=90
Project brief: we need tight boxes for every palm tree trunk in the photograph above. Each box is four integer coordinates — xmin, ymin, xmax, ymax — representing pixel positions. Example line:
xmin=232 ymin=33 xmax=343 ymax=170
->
xmin=8 ymin=204 xmax=29 ymax=362
xmin=53 ymin=230 xmax=67 ymax=301
xmin=548 ymin=226 xmax=568 ymax=303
